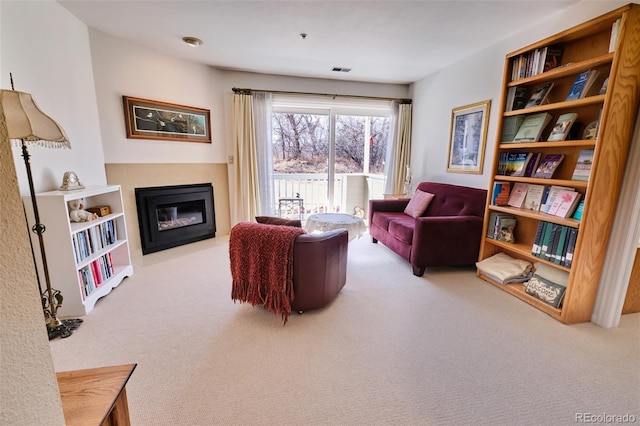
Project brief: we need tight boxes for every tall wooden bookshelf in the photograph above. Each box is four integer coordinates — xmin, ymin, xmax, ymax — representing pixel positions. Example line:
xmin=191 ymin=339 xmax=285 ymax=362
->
xmin=478 ymin=4 xmax=640 ymax=324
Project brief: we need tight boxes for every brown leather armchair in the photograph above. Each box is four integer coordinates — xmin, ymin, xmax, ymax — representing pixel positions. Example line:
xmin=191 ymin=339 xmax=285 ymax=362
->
xmin=291 ymin=228 xmax=349 ymax=313
xmin=230 ymin=221 xmax=348 ymax=319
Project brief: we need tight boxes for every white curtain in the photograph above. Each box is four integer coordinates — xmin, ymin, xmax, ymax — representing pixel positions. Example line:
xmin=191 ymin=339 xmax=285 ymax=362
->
xmin=252 ymin=92 xmax=275 ymax=216
xmin=384 ymin=101 xmax=413 ymax=195
xmin=232 ymin=93 xmax=260 ymax=223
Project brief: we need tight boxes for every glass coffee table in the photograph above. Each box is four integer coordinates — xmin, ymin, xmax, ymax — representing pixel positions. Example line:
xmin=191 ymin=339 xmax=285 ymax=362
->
xmin=304 ymin=213 xmax=366 ymax=242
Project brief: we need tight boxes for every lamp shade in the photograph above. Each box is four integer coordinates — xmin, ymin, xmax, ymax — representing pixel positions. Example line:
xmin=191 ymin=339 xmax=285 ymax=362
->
xmin=0 ymin=89 xmax=70 ymax=148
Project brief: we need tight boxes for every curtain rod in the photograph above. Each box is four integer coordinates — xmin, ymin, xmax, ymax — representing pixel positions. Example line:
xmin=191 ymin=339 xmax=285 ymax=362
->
xmin=232 ymin=87 xmax=411 ymax=104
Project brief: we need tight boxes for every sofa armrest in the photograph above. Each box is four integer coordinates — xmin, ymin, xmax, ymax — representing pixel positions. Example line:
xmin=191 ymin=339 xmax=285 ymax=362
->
xmin=370 ymin=199 xmax=410 ymax=212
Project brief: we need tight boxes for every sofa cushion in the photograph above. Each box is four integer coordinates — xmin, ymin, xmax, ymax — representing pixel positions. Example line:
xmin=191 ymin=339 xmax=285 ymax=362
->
xmin=388 ymin=217 xmax=415 ymax=244
xmin=404 ymin=189 xmax=435 ymax=218
xmin=255 ymin=216 xmax=302 ymax=227
xmin=371 ymin=212 xmax=408 ymax=232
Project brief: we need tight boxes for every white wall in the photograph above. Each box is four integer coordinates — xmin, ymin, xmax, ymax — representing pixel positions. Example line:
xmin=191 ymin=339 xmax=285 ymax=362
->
xmin=2 ymin=0 xmax=106 ymax=194
xmin=89 ymin=28 xmax=410 ymax=167
xmin=89 ymin=29 xmax=227 ymax=164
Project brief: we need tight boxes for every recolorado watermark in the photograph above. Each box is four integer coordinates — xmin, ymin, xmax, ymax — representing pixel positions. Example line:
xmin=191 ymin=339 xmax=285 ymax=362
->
xmin=576 ymin=413 xmax=637 ymax=423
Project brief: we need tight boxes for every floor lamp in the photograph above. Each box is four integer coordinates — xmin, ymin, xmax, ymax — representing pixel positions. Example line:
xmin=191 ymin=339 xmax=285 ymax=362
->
xmin=1 ymin=85 xmax=82 ymax=339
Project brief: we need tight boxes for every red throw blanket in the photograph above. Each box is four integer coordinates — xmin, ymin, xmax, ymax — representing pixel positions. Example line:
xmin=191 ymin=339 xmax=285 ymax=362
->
xmin=229 ymin=222 xmax=306 ymax=323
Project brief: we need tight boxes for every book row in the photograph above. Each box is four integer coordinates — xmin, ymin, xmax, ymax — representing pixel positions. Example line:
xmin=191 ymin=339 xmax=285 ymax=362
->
xmin=510 ymin=46 xmax=562 ymax=81
xmin=78 ymin=253 xmax=115 ymax=300
xmin=510 ymin=18 xmax=619 ymax=84
xmin=496 ymin=149 xmax=593 ymax=181
xmin=492 ymin=182 xmax=584 ymax=219
xmin=531 ymin=222 xmax=578 ymax=268
xmin=72 ymin=219 xmax=118 ymax=264
xmin=502 ymin=109 xmax=601 ymax=144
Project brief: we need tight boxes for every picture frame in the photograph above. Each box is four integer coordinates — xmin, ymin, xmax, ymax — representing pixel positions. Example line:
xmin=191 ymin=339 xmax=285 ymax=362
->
xmin=447 ymin=100 xmax=491 ymax=174
xmin=122 ymin=96 xmax=211 ymax=143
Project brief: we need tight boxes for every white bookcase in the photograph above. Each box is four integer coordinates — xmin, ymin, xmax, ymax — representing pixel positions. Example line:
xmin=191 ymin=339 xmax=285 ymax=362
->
xmin=24 ymin=185 xmax=134 ymax=317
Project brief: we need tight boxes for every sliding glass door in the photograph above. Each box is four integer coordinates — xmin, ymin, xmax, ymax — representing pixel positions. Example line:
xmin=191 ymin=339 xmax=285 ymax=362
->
xmin=271 ymin=97 xmax=391 ymax=219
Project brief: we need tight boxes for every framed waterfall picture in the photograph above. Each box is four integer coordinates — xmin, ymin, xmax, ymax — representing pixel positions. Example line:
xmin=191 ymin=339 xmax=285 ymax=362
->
xmin=123 ymin=96 xmax=212 ymax=143
xmin=447 ymin=100 xmax=491 ymax=174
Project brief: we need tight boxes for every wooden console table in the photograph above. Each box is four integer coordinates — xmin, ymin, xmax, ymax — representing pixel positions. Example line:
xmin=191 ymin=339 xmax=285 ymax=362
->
xmin=56 ymin=363 xmax=136 ymax=426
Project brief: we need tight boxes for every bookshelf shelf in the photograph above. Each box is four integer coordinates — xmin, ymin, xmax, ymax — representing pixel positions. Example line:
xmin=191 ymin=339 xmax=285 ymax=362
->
xmin=506 ymin=53 xmax=614 ymax=87
xmin=24 ymin=185 xmax=134 ymax=316
xmin=479 ymin=4 xmax=640 ymax=324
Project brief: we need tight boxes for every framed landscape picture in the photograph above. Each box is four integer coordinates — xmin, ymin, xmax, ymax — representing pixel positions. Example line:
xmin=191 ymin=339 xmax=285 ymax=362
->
xmin=123 ymin=96 xmax=211 ymax=143
xmin=447 ymin=100 xmax=491 ymax=174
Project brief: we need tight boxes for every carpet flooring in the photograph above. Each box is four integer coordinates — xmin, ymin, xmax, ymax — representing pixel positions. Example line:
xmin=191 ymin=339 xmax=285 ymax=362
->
xmin=49 ymin=232 xmax=640 ymax=425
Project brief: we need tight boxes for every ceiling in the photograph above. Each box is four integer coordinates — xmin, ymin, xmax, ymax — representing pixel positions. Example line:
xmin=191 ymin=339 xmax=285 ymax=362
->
xmin=59 ymin=0 xmax=581 ymax=85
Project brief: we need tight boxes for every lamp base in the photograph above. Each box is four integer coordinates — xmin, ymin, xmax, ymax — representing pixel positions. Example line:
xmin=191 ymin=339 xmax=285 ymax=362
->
xmin=47 ymin=318 xmax=83 ymax=340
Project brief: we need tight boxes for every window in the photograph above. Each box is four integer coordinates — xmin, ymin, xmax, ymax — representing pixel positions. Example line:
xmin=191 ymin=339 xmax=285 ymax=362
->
xmin=271 ymin=96 xmax=392 ymax=216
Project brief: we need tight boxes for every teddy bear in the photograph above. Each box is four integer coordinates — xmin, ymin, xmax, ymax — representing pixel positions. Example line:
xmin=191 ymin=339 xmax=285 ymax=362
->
xmin=68 ymin=198 xmax=98 ymax=222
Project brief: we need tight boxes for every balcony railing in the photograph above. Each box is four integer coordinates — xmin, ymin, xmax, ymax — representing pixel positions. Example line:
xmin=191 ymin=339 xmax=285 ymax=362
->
xmin=273 ymin=173 xmax=385 ymax=221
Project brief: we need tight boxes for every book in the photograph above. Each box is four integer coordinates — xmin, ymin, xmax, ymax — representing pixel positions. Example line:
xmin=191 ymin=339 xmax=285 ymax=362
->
xmin=545 ymin=223 xmax=561 ymax=261
xmin=543 ymin=46 xmax=563 ymax=72
xmin=505 ymin=87 xmax=529 ymax=112
xmin=497 ymin=152 xmax=508 ymax=175
xmin=513 ymin=113 xmax=552 ymax=142
xmin=533 ymin=153 xmax=565 ymax=179
xmin=547 ymin=113 xmax=578 ymax=141
xmin=540 ymin=185 xmax=573 ymax=213
xmin=497 ymin=217 xmax=517 ymax=243
xmin=539 ymin=222 xmax=554 ymax=259
xmin=609 ymin=18 xmax=621 ymax=53
xmin=599 ymin=77 xmax=609 ymax=95
xmin=523 ymin=152 xmax=543 ymax=177
xmin=501 ymin=115 xmax=526 ymax=142
xmin=572 ymin=200 xmax=584 ymax=221
xmin=554 ymin=225 xmax=569 ymax=265
xmin=531 ymin=221 xmax=546 ymax=256
xmin=525 ymin=82 xmax=554 ymax=108
xmin=547 ymin=189 xmax=581 ymax=218
xmin=566 ymin=70 xmax=600 ymax=101
xmin=522 ymin=184 xmax=546 ymax=211
xmin=507 ymin=182 xmax=529 ymax=208
xmin=563 ymin=228 xmax=579 ymax=267
xmin=571 ymin=149 xmax=594 ymax=181
xmin=491 ymin=182 xmax=511 ymax=206
xmin=487 ymin=212 xmax=513 ymax=238
xmin=507 ymin=152 xmax=533 ymax=177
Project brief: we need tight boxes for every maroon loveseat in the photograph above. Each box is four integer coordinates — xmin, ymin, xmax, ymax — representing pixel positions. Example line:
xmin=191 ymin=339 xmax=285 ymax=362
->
xmin=369 ymin=182 xmax=487 ymax=276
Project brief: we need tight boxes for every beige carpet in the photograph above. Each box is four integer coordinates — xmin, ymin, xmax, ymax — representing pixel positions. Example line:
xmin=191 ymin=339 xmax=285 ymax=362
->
xmin=49 ymin=232 xmax=640 ymax=425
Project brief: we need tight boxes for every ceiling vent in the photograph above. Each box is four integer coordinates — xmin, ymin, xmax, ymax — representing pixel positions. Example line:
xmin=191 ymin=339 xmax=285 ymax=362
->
xmin=331 ymin=67 xmax=352 ymax=73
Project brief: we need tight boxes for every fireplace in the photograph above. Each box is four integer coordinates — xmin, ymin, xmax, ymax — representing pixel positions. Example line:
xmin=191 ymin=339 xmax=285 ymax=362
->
xmin=135 ymin=183 xmax=216 ymax=254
